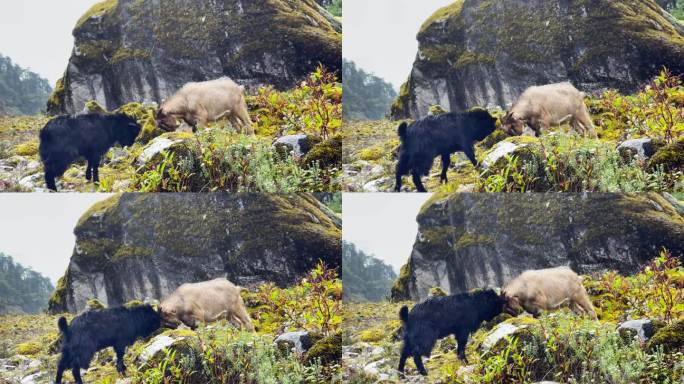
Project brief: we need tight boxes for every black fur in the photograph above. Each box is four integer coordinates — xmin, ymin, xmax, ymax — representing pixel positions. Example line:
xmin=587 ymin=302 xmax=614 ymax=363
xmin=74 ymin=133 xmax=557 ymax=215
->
xmin=395 ymin=110 xmax=497 ymax=192
xmin=55 ymin=305 xmax=161 ymax=384
xmin=39 ymin=113 xmax=141 ymax=191
xmin=398 ymin=289 xmax=505 ymax=376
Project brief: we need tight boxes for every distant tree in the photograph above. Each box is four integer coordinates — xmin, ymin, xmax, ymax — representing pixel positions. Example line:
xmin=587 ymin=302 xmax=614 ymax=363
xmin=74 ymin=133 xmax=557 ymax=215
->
xmin=342 ymin=59 xmax=397 ymax=121
xmin=342 ymin=241 xmax=397 ymax=302
xmin=656 ymin=0 xmax=677 ymax=10
xmin=0 ymin=253 xmax=54 ymax=314
xmin=0 ymin=54 xmax=52 ymax=116
xmin=324 ymin=0 xmax=342 ymax=17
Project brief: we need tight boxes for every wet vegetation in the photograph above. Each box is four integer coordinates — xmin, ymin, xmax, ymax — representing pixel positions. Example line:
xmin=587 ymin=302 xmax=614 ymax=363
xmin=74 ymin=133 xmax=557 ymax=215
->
xmin=344 ymin=69 xmax=684 ymax=193
xmin=0 ymin=263 xmax=342 ymax=384
xmin=343 ymin=250 xmax=684 ymax=383
xmin=0 ymin=67 xmax=341 ymax=193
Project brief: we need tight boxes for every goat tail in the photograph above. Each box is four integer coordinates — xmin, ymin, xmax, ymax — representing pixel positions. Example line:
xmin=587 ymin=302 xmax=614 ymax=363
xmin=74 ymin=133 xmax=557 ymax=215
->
xmin=399 ymin=305 xmax=409 ymax=323
xmin=398 ymin=122 xmax=408 ymax=141
xmin=57 ymin=317 xmax=69 ymax=336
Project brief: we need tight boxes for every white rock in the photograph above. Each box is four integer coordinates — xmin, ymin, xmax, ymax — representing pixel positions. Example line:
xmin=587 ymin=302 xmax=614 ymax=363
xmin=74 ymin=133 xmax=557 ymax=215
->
xmin=481 ymin=141 xmax=520 ymax=169
xmin=20 ymin=372 xmax=44 ymax=384
xmin=138 ymin=335 xmax=178 ymax=364
xmin=136 ymin=137 xmax=186 ymax=166
xmin=274 ymin=331 xmax=312 ymax=355
xmin=482 ymin=323 xmax=524 ymax=351
xmin=369 ymin=346 xmax=384 ymax=357
xmin=363 ymin=359 xmax=387 ymax=375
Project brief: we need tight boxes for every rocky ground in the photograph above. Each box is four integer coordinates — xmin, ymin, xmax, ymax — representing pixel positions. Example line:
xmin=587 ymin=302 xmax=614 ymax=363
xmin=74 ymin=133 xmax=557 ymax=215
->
xmin=1 ymin=268 xmax=342 ymax=384
xmin=342 ymin=119 xmax=481 ymax=193
xmin=0 ymin=100 xmax=341 ymax=193
xmin=343 ymin=116 xmax=683 ymax=193
xmin=343 ymin=268 xmax=684 ymax=384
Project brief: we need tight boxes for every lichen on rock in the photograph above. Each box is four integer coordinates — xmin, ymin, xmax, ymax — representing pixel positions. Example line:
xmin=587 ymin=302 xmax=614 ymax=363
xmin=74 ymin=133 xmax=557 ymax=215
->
xmin=392 ymin=0 xmax=684 ymax=119
xmin=49 ymin=193 xmax=341 ymax=313
xmin=48 ymin=0 xmax=342 ymax=115
xmin=392 ymin=193 xmax=684 ymax=301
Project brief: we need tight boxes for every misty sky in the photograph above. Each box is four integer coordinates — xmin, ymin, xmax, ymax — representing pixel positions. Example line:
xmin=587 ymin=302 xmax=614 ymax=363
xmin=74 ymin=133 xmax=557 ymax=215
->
xmin=343 ymin=0 xmax=455 ymax=89
xmin=0 ymin=0 xmax=100 ymax=85
xmin=0 ymin=194 xmax=112 ymax=283
xmin=343 ymin=193 xmax=431 ymax=273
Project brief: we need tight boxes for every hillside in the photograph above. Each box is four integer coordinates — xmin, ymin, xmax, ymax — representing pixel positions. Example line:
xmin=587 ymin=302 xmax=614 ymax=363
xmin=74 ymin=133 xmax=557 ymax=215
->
xmin=343 ymin=70 xmax=684 ymax=193
xmin=0 ymin=55 xmax=51 ymax=116
xmin=342 ymin=241 xmax=397 ymax=302
xmin=0 ymin=253 xmax=53 ymax=315
xmin=344 ymin=252 xmax=684 ymax=383
xmin=343 ymin=59 xmax=397 ymax=121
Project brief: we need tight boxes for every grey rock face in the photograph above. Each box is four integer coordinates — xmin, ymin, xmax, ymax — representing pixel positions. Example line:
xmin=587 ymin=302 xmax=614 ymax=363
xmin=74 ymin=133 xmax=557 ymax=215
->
xmin=49 ymin=0 xmax=341 ymax=115
xmin=392 ymin=193 xmax=684 ymax=301
xmin=392 ymin=0 xmax=684 ymax=119
xmin=49 ymin=193 xmax=341 ymax=313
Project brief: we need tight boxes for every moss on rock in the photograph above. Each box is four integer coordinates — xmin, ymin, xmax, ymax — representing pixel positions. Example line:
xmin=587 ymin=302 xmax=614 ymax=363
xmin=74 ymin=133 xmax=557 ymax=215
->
xmin=304 ymin=331 xmax=341 ymax=365
xmin=48 ymin=273 xmax=70 ymax=314
xmin=648 ymin=138 xmax=684 ymax=172
xmin=391 ymin=262 xmax=414 ymax=302
xmin=46 ymin=77 xmax=66 ymax=116
xmin=646 ymin=319 xmax=684 ymax=353
xmin=75 ymin=0 xmax=119 ymax=30
xmin=15 ymin=342 xmax=42 ymax=356
xmin=86 ymin=298 xmax=106 ymax=310
xmin=302 ymin=134 xmax=342 ymax=169
xmin=13 ymin=141 xmax=38 ymax=157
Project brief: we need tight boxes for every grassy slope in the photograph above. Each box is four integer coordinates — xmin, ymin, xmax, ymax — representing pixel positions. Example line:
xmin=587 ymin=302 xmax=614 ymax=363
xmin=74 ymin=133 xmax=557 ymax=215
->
xmin=342 ymin=119 xmax=491 ymax=193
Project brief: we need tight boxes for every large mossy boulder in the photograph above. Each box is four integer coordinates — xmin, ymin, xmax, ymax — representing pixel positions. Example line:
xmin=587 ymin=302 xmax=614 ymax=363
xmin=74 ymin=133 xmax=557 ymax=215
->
xmin=391 ymin=193 xmax=684 ymax=301
xmin=48 ymin=0 xmax=341 ymax=115
xmin=391 ymin=0 xmax=684 ymax=119
xmin=48 ymin=193 xmax=341 ymax=313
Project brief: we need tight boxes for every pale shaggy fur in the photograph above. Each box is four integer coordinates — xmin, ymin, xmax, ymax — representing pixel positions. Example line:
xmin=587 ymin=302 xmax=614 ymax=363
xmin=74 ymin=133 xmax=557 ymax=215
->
xmin=503 ymin=266 xmax=597 ymax=320
xmin=158 ymin=78 xmax=254 ymax=134
xmin=502 ymin=82 xmax=597 ymax=138
xmin=160 ymin=278 xmax=255 ymax=331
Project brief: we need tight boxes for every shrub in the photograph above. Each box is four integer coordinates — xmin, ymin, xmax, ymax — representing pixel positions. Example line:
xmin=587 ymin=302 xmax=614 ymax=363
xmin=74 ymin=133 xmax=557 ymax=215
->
xmin=242 ymin=262 xmax=342 ymax=335
xmin=133 ymin=129 xmax=337 ymax=192
xmin=249 ymin=65 xmax=342 ymax=139
xmin=477 ymin=133 xmax=678 ymax=192
xmin=138 ymin=330 xmax=327 ymax=384
xmin=592 ymin=68 xmax=684 ymax=143
xmin=474 ymin=313 xmax=680 ymax=384
xmin=585 ymin=248 xmax=684 ymax=323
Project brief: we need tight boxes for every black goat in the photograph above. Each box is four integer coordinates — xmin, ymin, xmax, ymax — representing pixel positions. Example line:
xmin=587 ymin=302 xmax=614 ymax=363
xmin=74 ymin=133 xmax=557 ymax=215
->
xmin=395 ymin=109 xmax=497 ymax=192
xmin=55 ymin=304 xmax=161 ymax=384
xmin=39 ymin=113 xmax=140 ymax=191
xmin=398 ymin=289 xmax=505 ymax=376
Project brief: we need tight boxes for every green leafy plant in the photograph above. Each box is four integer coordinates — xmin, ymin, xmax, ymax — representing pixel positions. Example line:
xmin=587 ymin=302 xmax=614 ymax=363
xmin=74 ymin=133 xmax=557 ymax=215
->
xmin=593 ymin=68 xmax=684 ymax=143
xmin=249 ymin=65 xmax=342 ymax=139
xmin=585 ymin=248 xmax=684 ymax=323
xmin=243 ymin=261 xmax=342 ymax=335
